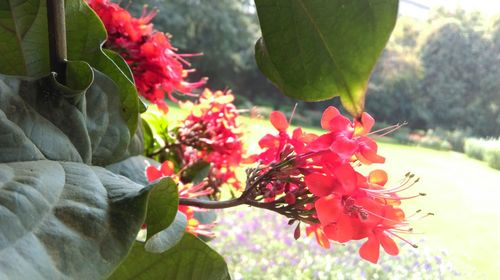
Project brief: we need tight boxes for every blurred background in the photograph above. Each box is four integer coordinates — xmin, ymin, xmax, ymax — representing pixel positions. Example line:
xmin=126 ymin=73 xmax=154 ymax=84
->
xmin=132 ymin=0 xmax=499 ymax=279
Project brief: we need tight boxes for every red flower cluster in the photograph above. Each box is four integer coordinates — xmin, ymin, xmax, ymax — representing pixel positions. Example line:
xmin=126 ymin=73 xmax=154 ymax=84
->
xmin=87 ymin=0 xmax=206 ymax=112
xmin=256 ymin=107 xmax=422 ymax=263
xmin=146 ymin=161 xmax=215 ymax=237
xmin=179 ymin=89 xmax=249 ymax=192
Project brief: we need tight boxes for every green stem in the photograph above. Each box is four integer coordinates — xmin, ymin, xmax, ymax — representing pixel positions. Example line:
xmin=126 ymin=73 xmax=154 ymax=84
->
xmin=47 ymin=0 xmax=67 ymax=84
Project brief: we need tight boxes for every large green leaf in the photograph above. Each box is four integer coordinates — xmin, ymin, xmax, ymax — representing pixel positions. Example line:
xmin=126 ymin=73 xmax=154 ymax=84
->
xmin=108 ymin=234 xmax=231 ymax=280
xmin=145 ymin=177 xmax=179 ymax=238
xmin=0 ymin=0 xmax=49 ymax=76
xmin=0 ymin=160 xmax=151 ymax=279
xmin=145 ymin=211 xmax=187 ymax=253
xmin=254 ymin=0 xmax=398 ymax=117
xmin=107 ymin=158 xmax=188 ymax=253
xmin=0 ymin=70 xmax=133 ymax=165
xmin=0 ymin=0 xmax=141 ymax=134
xmin=181 ymin=160 xmax=211 ymax=184
xmin=106 ymin=155 xmax=158 ymax=186
xmin=0 ymin=66 xmax=153 ymax=278
xmin=65 ymin=0 xmax=141 ymax=134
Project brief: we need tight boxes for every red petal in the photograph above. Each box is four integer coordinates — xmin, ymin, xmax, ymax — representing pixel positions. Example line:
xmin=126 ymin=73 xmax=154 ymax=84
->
xmin=361 ymin=112 xmax=375 ymax=133
xmin=359 ymin=236 xmax=380 ymax=264
xmin=146 ymin=166 xmax=162 ymax=182
xmin=354 ymin=112 xmax=375 ymax=136
xmin=315 ymin=227 xmax=331 ymax=249
xmin=305 ymin=173 xmax=337 ymax=197
xmin=333 ymin=164 xmax=357 ymax=194
xmin=357 ymin=138 xmax=385 ymax=164
xmin=377 ymin=232 xmax=399 ymax=256
xmin=328 ymin=115 xmax=352 ymax=134
xmin=321 ymin=106 xmax=340 ymax=130
xmin=258 ymin=134 xmax=279 ymax=149
xmin=315 ymin=195 xmax=342 ymax=225
xmin=160 ymin=161 xmax=175 ymax=176
xmin=331 ymin=136 xmax=358 ymax=159
xmin=368 ymin=170 xmax=388 ymax=186
xmin=308 ymin=133 xmax=334 ymax=152
xmin=270 ymin=111 xmax=289 ymax=132
xmin=324 ymin=215 xmax=354 ymax=243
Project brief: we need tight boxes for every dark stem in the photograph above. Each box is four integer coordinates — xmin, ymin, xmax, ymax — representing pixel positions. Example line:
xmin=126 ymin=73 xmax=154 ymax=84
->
xmin=178 ymin=197 xmax=244 ymax=209
xmin=47 ymin=0 xmax=67 ymax=84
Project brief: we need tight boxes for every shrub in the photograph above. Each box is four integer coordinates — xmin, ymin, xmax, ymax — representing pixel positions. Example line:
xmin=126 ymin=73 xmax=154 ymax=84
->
xmin=444 ymin=129 xmax=471 ymax=152
xmin=464 ymin=138 xmax=500 ymax=170
xmin=408 ymin=129 xmax=452 ymax=151
xmin=484 ymin=147 xmax=500 ymax=170
xmin=464 ymin=138 xmax=487 ymax=160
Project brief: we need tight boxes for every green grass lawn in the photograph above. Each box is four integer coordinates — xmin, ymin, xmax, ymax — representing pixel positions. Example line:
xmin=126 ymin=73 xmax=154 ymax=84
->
xmin=166 ymin=104 xmax=500 ymax=279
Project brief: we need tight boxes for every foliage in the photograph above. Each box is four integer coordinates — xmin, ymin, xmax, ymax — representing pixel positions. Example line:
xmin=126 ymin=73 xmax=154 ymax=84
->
xmin=367 ymin=11 xmax=500 ymax=137
xmin=108 ymin=234 xmax=230 ymax=280
xmin=254 ymin=0 xmax=399 ymax=117
xmin=464 ymin=137 xmax=500 ymax=170
xmin=87 ymin=0 xmax=206 ymax=112
xmin=0 ymin=0 xmax=405 ymax=278
xmin=126 ymin=0 xmax=260 ymax=92
xmin=0 ymin=26 xmax=149 ymax=279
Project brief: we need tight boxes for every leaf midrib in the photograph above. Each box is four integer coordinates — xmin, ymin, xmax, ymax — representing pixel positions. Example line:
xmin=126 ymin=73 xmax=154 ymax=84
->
xmin=296 ymin=0 xmax=354 ymax=104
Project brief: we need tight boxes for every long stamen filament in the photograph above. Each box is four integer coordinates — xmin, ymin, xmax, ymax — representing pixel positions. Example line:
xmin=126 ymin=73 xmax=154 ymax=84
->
xmin=386 ymin=230 xmax=418 ymax=248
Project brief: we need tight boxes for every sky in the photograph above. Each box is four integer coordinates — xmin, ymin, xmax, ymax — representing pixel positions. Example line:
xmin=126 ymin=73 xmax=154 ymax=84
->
xmin=400 ymin=0 xmax=500 ymax=19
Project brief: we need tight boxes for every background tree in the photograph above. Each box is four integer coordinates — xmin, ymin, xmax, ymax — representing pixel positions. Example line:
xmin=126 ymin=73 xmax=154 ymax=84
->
xmin=419 ymin=10 xmax=499 ymax=136
xmin=129 ymin=0 xmax=283 ymax=105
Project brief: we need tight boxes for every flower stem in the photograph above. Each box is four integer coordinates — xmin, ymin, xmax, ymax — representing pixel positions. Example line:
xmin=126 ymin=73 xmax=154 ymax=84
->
xmin=47 ymin=0 xmax=67 ymax=84
xmin=178 ymin=197 xmax=244 ymax=209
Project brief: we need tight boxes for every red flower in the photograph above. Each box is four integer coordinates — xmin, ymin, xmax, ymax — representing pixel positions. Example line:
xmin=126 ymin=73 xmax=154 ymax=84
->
xmin=179 ymin=89 xmax=250 ymax=191
xmin=309 ymin=106 xmax=385 ymax=164
xmin=253 ymin=106 xmax=423 ymax=263
xmin=87 ymin=0 xmax=206 ymax=112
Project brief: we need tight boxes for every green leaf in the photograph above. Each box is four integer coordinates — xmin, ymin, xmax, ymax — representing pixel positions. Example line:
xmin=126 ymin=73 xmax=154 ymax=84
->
xmin=0 ymin=0 xmax=49 ymax=77
xmin=107 ymin=234 xmax=231 ymax=280
xmin=254 ymin=0 xmax=398 ymax=117
xmin=146 ymin=177 xmax=179 ymax=238
xmin=0 ymin=0 xmax=141 ymax=134
xmin=142 ymin=118 xmax=159 ymax=156
xmin=106 ymin=155 xmax=158 ymax=186
xmin=145 ymin=211 xmax=187 ymax=253
xmin=0 ymin=73 xmax=91 ymax=163
xmin=0 ymin=160 xmax=151 ymax=279
xmin=65 ymin=0 xmax=140 ymax=134
xmin=0 ymin=70 xmax=132 ymax=165
xmin=86 ymin=69 xmax=132 ymax=165
xmin=181 ymin=160 xmax=211 ymax=184
xmin=102 ymin=49 xmax=135 ymax=84
xmin=107 ymin=158 xmax=184 ymax=253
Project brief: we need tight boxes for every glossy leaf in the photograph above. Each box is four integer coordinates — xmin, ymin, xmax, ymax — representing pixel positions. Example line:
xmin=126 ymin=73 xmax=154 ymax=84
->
xmin=0 ymin=0 xmax=141 ymax=134
xmin=181 ymin=160 xmax=211 ymax=184
xmin=0 ymin=70 xmax=132 ymax=166
xmin=145 ymin=211 xmax=187 ymax=253
xmin=108 ymin=159 xmax=186 ymax=253
xmin=0 ymin=160 xmax=151 ymax=279
xmin=106 ymin=155 xmax=158 ymax=186
xmin=254 ymin=0 xmax=398 ymax=117
xmin=65 ymin=0 xmax=140 ymax=134
xmin=145 ymin=177 xmax=179 ymax=238
xmin=108 ymin=234 xmax=231 ymax=280
xmin=0 ymin=0 xmax=49 ymax=76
